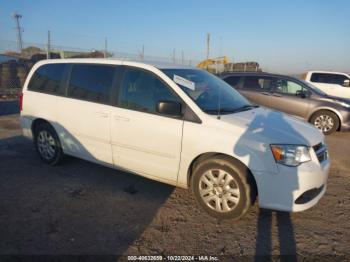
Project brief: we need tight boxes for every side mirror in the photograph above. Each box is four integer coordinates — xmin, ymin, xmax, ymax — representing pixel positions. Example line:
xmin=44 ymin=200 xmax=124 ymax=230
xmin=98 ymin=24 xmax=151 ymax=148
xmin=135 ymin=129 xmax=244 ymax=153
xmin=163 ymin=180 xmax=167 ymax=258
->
xmin=343 ymin=79 xmax=350 ymax=87
xmin=156 ymin=101 xmax=182 ymax=117
xmin=297 ymin=90 xmax=309 ymax=98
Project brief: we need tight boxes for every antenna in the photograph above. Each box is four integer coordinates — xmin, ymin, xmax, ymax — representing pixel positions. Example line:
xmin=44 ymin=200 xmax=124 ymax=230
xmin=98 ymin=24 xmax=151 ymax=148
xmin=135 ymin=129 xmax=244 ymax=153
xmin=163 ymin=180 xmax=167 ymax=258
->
xmin=217 ymin=85 xmax=221 ymax=120
xmin=12 ymin=12 xmax=23 ymax=52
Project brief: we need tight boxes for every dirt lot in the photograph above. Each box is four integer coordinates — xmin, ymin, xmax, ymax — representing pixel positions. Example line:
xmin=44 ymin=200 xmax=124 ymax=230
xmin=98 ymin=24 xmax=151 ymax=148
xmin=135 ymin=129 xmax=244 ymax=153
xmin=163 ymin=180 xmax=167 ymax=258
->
xmin=0 ymin=112 xmax=349 ymax=258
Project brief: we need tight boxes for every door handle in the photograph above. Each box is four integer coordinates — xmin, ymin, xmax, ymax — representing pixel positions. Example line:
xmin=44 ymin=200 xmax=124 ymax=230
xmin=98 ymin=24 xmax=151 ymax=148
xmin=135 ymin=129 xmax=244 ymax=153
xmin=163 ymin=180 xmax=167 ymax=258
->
xmin=95 ymin=111 xmax=109 ymax=118
xmin=114 ymin=115 xmax=130 ymax=122
xmin=260 ymin=92 xmax=270 ymax=96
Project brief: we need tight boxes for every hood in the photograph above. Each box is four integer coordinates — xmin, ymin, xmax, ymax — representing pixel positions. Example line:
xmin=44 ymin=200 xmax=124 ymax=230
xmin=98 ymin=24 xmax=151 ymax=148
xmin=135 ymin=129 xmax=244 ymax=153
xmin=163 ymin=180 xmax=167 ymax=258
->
xmin=322 ymin=95 xmax=350 ymax=104
xmin=218 ymin=107 xmax=323 ymax=146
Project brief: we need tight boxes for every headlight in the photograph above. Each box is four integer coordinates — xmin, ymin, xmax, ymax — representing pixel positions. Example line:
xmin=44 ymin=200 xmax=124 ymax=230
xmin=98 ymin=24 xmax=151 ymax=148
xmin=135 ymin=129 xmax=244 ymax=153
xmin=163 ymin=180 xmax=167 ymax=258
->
xmin=270 ymin=144 xmax=311 ymax=166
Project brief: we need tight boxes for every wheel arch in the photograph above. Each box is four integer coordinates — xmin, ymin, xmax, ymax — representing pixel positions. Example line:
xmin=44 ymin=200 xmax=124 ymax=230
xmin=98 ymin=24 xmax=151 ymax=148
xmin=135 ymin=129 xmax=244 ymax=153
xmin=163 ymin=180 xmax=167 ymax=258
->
xmin=308 ymin=108 xmax=342 ymax=131
xmin=31 ymin=118 xmax=54 ymax=135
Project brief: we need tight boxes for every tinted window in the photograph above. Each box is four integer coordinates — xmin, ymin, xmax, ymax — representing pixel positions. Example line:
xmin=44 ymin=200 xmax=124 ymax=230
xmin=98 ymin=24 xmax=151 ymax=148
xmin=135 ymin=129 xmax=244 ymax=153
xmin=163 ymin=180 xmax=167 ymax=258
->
xmin=275 ymin=79 xmax=305 ymax=95
xmin=242 ymin=76 xmax=274 ymax=90
xmin=28 ymin=63 xmax=65 ymax=94
xmin=224 ymin=76 xmax=242 ymax=88
xmin=311 ymin=73 xmax=349 ymax=85
xmin=68 ymin=64 xmax=115 ymax=103
xmin=119 ymin=68 xmax=181 ymax=113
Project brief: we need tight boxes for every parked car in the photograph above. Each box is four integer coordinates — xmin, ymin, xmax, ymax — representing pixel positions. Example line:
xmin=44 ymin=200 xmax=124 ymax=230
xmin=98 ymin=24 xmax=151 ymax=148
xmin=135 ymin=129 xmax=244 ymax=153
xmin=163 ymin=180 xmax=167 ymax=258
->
xmin=302 ymin=71 xmax=350 ymax=99
xmin=221 ymin=72 xmax=350 ymax=135
xmin=20 ymin=59 xmax=329 ymax=219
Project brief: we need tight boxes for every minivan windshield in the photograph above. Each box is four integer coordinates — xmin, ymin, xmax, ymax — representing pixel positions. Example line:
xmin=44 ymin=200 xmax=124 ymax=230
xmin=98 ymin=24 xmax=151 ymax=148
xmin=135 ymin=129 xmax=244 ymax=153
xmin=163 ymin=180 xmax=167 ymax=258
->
xmin=162 ymin=69 xmax=254 ymax=115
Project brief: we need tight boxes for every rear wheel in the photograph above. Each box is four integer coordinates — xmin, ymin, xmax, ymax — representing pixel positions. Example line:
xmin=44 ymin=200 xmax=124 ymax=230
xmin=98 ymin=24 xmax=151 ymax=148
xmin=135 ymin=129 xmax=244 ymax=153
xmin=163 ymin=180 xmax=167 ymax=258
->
xmin=34 ymin=123 xmax=63 ymax=165
xmin=310 ymin=110 xmax=339 ymax=135
xmin=191 ymin=156 xmax=256 ymax=220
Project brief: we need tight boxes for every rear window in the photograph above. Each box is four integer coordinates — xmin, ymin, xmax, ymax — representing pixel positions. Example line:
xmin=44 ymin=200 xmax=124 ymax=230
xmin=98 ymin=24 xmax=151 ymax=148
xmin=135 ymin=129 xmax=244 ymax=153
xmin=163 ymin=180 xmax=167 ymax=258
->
xmin=28 ymin=63 xmax=65 ymax=95
xmin=67 ymin=64 xmax=116 ymax=104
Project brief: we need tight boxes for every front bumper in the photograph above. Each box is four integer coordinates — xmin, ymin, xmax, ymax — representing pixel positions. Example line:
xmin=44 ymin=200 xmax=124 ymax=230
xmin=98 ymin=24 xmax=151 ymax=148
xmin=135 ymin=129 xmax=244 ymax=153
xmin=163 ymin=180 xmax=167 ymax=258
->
xmin=253 ymin=151 xmax=330 ymax=212
xmin=340 ymin=119 xmax=350 ymax=131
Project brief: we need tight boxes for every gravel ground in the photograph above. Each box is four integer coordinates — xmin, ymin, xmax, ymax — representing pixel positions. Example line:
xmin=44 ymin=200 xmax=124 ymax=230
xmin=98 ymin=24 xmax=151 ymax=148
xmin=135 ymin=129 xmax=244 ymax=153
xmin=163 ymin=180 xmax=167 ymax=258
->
xmin=0 ymin=113 xmax=349 ymax=258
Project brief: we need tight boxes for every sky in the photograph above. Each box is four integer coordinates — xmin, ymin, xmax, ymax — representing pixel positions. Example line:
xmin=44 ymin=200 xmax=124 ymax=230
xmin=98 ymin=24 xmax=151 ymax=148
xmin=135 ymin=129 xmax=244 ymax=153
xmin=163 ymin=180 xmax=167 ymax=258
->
xmin=0 ymin=0 xmax=349 ymax=74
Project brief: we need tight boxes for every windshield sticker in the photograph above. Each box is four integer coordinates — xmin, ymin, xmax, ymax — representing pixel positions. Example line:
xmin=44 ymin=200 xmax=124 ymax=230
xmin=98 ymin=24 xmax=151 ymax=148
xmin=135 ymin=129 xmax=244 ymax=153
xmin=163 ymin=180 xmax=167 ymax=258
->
xmin=173 ymin=75 xmax=195 ymax=90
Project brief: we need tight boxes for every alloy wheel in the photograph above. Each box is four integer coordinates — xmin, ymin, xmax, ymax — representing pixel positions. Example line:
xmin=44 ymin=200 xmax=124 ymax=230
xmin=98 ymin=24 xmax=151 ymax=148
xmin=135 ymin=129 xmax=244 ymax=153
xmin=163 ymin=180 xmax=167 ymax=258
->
xmin=314 ymin=115 xmax=334 ymax=132
xmin=37 ymin=130 xmax=56 ymax=161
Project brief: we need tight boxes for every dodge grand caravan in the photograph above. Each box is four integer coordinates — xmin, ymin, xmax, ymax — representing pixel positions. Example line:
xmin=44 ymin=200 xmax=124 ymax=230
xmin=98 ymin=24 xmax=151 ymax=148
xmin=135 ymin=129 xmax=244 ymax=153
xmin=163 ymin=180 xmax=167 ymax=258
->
xmin=20 ymin=59 xmax=330 ymax=219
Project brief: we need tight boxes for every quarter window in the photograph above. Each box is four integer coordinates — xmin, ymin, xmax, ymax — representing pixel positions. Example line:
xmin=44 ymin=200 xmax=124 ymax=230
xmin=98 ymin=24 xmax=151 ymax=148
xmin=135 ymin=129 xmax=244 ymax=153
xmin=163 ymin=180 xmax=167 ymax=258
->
xmin=119 ymin=68 xmax=181 ymax=113
xmin=224 ymin=76 xmax=242 ymax=88
xmin=28 ymin=64 xmax=65 ymax=94
xmin=67 ymin=64 xmax=116 ymax=103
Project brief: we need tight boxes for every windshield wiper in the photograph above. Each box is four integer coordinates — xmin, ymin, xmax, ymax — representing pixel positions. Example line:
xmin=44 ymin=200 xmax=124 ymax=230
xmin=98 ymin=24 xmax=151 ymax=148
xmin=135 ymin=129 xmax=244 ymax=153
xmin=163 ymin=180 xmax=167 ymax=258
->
xmin=204 ymin=105 xmax=258 ymax=115
xmin=230 ymin=104 xmax=259 ymax=113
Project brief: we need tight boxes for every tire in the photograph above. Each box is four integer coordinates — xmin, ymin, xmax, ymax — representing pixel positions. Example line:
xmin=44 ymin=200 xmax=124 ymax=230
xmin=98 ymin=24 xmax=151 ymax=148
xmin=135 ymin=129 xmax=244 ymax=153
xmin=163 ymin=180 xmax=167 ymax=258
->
xmin=310 ymin=110 xmax=339 ymax=135
xmin=33 ymin=122 xmax=63 ymax=165
xmin=191 ymin=156 xmax=256 ymax=220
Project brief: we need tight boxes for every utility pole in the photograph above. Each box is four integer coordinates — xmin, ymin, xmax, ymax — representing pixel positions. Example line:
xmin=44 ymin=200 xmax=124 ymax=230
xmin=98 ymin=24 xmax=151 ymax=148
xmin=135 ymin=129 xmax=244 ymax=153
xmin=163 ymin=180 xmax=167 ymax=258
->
xmin=206 ymin=33 xmax=210 ymax=60
xmin=104 ymin=37 xmax=108 ymax=58
xmin=46 ymin=30 xmax=51 ymax=59
xmin=172 ymin=48 xmax=176 ymax=64
xmin=141 ymin=45 xmax=145 ymax=61
xmin=206 ymin=33 xmax=210 ymax=71
xmin=181 ymin=50 xmax=184 ymax=64
xmin=12 ymin=12 xmax=23 ymax=53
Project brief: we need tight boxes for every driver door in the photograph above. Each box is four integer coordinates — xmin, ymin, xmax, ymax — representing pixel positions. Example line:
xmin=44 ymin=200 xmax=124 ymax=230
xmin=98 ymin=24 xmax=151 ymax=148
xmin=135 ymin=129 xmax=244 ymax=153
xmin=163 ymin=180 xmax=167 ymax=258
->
xmin=269 ymin=78 xmax=310 ymax=118
xmin=110 ymin=66 xmax=184 ymax=184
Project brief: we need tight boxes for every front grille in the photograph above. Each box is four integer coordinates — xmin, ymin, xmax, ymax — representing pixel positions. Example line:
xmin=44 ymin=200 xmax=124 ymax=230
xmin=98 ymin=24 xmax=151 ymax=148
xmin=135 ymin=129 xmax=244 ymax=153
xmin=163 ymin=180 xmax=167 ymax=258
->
xmin=313 ymin=142 xmax=328 ymax=163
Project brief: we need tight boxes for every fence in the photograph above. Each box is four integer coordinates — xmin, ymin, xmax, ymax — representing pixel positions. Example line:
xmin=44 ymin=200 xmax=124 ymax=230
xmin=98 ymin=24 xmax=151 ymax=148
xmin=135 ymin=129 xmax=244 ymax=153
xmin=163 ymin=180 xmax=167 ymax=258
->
xmin=0 ymin=38 xmax=200 ymax=96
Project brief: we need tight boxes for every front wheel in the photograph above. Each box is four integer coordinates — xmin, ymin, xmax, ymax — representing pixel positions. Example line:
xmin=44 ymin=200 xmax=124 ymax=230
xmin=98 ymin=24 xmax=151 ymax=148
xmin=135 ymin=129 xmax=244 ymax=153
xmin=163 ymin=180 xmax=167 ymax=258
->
xmin=310 ymin=110 xmax=339 ymax=135
xmin=191 ymin=156 xmax=256 ymax=220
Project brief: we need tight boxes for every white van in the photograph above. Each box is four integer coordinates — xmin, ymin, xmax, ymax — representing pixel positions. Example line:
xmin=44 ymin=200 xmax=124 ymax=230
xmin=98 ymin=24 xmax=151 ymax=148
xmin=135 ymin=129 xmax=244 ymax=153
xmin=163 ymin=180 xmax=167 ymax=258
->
xmin=303 ymin=71 xmax=350 ymax=99
xmin=20 ymin=59 xmax=329 ymax=219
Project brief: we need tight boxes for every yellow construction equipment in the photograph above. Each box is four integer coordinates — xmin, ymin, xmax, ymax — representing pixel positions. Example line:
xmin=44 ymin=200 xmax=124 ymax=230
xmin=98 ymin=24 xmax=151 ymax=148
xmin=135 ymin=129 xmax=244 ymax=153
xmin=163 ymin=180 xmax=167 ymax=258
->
xmin=197 ymin=56 xmax=229 ymax=70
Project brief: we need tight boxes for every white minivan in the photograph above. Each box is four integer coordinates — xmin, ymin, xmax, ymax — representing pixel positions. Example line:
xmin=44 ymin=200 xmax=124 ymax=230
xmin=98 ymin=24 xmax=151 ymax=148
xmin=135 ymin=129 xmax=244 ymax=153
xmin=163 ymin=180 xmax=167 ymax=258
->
xmin=20 ymin=59 xmax=330 ymax=219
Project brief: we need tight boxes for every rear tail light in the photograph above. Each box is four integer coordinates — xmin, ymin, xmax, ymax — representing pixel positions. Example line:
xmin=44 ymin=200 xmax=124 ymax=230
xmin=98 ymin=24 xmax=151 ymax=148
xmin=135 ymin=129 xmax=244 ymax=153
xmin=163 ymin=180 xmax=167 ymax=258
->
xmin=19 ymin=92 xmax=23 ymax=112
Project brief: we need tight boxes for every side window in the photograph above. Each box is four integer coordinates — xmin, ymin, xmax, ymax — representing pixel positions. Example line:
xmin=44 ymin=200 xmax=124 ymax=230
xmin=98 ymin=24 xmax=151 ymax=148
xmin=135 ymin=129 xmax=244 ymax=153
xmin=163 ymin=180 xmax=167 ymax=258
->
xmin=275 ymin=79 xmax=305 ymax=95
xmin=311 ymin=73 xmax=348 ymax=85
xmin=119 ymin=68 xmax=181 ymax=113
xmin=242 ymin=76 xmax=274 ymax=90
xmin=67 ymin=64 xmax=115 ymax=104
xmin=28 ymin=64 xmax=65 ymax=94
xmin=224 ymin=76 xmax=242 ymax=88
xmin=310 ymin=73 xmax=322 ymax=83
xmin=333 ymin=74 xmax=349 ymax=86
